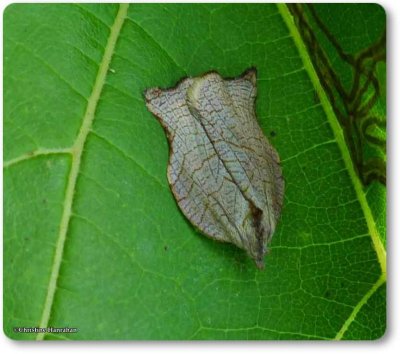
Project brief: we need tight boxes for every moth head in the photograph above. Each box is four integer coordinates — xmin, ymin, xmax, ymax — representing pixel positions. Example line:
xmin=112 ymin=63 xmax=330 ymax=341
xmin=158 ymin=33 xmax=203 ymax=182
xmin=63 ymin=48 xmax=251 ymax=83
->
xmin=186 ymin=72 xmax=225 ymax=109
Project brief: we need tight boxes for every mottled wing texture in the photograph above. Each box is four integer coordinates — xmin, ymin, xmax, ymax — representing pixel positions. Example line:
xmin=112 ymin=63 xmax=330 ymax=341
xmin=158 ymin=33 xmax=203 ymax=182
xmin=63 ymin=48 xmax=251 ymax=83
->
xmin=224 ymin=72 xmax=284 ymax=222
xmin=145 ymin=69 xmax=284 ymax=268
xmin=145 ymin=79 xmax=234 ymax=243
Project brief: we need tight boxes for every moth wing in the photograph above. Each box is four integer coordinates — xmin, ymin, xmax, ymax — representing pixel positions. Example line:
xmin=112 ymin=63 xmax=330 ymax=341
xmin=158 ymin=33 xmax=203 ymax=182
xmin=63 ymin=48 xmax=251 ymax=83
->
xmin=225 ymin=70 xmax=284 ymax=219
xmin=168 ymin=119 xmax=249 ymax=249
xmin=146 ymin=78 xmax=249 ymax=249
xmin=195 ymin=70 xmax=284 ymax=233
xmin=144 ymin=78 xmax=194 ymax=136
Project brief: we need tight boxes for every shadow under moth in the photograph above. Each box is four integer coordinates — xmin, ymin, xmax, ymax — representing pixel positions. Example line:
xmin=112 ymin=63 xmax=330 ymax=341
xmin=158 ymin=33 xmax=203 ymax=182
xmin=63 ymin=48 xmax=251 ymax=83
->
xmin=144 ymin=68 xmax=284 ymax=269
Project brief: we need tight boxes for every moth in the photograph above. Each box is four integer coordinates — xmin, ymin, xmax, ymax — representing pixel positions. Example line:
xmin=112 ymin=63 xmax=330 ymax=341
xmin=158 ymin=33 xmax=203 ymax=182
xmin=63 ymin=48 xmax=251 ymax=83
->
xmin=144 ymin=68 xmax=284 ymax=269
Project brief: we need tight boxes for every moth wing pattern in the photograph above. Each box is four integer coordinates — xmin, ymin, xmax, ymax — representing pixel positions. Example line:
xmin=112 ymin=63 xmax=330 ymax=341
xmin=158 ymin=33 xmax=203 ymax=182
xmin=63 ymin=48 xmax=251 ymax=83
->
xmin=145 ymin=68 xmax=284 ymax=268
xmin=145 ymin=79 xmax=235 ymax=243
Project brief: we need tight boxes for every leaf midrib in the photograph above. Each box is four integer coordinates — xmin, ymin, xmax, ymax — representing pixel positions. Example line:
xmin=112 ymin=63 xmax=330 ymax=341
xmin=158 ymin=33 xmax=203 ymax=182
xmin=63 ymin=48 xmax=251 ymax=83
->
xmin=6 ymin=4 xmax=384 ymax=340
xmin=35 ymin=3 xmax=129 ymax=340
xmin=278 ymin=3 xmax=386 ymax=339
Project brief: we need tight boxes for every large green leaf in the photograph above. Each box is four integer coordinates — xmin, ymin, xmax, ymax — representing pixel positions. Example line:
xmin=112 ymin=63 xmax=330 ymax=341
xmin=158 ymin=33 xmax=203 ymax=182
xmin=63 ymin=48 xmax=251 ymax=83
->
xmin=287 ymin=4 xmax=386 ymax=248
xmin=3 ymin=3 xmax=386 ymax=340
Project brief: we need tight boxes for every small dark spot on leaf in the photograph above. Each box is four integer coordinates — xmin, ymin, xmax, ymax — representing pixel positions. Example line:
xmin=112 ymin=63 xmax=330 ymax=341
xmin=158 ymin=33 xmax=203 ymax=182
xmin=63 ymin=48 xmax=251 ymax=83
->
xmin=270 ymin=130 xmax=276 ymax=137
xmin=164 ymin=245 xmax=168 ymax=251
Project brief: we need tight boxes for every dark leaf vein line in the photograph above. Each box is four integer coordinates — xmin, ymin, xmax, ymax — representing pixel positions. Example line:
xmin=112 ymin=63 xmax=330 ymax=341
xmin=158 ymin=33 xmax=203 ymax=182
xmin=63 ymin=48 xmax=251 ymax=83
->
xmin=278 ymin=4 xmax=386 ymax=339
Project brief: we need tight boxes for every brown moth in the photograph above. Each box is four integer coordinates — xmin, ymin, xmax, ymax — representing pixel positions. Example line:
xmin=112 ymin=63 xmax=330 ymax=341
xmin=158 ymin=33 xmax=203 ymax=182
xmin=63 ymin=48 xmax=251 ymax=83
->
xmin=144 ymin=68 xmax=284 ymax=269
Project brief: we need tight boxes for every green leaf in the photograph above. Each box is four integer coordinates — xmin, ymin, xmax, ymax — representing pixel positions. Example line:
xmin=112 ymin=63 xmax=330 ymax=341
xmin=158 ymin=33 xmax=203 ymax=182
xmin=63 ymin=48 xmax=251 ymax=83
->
xmin=3 ymin=3 xmax=386 ymax=340
xmin=287 ymin=3 xmax=387 ymax=248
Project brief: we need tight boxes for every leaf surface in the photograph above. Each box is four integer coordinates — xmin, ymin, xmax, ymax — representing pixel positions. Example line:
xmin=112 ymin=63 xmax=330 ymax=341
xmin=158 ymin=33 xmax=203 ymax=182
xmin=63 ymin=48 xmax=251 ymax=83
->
xmin=3 ymin=3 xmax=386 ymax=340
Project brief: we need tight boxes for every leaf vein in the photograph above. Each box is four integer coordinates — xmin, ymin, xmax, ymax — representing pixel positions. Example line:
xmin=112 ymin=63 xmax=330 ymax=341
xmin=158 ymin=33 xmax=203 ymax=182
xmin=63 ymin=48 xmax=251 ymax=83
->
xmin=9 ymin=39 xmax=88 ymax=101
xmin=35 ymin=4 xmax=129 ymax=340
xmin=3 ymin=148 xmax=72 ymax=169
xmin=278 ymin=4 xmax=386 ymax=338
xmin=90 ymin=131 xmax=168 ymax=191
xmin=125 ymin=16 xmax=187 ymax=75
